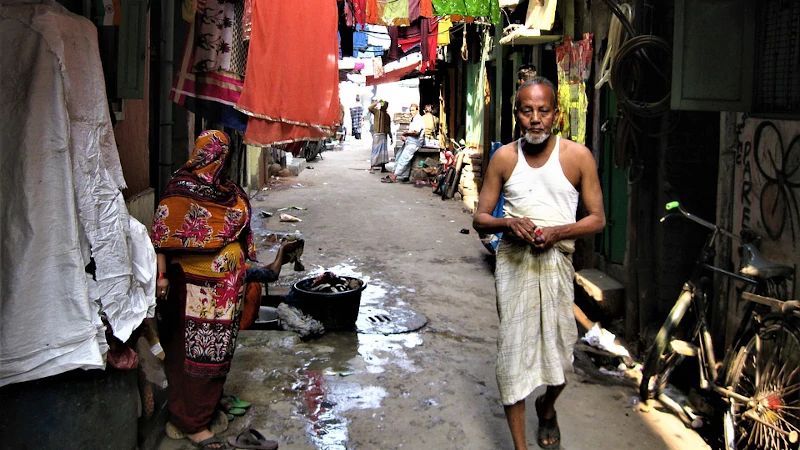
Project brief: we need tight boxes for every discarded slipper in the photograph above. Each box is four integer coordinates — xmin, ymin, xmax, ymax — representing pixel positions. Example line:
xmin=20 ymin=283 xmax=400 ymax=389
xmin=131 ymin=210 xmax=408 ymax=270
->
xmin=221 ymin=395 xmax=251 ymax=409
xmin=226 ymin=429 xmax=279 ymax=450
xmin=535 ymin=396 xmax=561 ymax=449
xmin=227 ymin=407 xmax=247 ymax=416
xmin=192 ymin=435 xmax=234 ymax=450
xmin=381 ymin=176 xmax=395 ymax=183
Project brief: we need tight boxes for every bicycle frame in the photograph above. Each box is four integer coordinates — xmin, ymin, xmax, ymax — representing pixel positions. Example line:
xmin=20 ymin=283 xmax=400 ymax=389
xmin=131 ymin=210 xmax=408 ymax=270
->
xmin=660 ymin=205 xmax=761 ymax=393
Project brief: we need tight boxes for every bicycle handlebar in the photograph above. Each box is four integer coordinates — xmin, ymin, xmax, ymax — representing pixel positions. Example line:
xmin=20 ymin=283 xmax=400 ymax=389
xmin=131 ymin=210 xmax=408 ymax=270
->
xmin=661 ymin=201 xmax=742 ymax=242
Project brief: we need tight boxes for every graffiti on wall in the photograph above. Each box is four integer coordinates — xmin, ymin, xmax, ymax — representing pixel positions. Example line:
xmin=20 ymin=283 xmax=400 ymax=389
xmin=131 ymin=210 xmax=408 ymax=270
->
xmin=736 ymin=118 xmax=800 ymax=246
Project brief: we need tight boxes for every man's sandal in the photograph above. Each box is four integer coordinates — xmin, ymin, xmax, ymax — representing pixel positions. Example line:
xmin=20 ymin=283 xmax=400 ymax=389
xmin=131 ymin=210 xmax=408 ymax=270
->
xmin=535 ymin=396 xmax=561 ymax=449
xmin=380 ymin=176 xmax=395 ymax=183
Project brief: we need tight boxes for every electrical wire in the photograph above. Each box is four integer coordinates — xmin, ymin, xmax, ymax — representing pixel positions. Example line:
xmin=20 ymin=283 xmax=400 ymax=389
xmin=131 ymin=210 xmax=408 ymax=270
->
xmin=611 ymin=34 xmax=672 ymax=118
xmin=595 ymin=3 xmax=632 ymax=90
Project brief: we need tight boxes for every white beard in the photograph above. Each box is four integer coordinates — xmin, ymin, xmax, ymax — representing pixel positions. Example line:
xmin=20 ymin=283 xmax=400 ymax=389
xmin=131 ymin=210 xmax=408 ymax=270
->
xmin=523 ymin=131 xmax=550 ymax=145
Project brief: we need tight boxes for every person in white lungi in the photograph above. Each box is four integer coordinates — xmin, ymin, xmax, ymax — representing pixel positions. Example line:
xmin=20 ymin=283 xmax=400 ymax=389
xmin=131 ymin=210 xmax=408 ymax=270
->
xmin=473 ymin=77 xmax=605 ymax=450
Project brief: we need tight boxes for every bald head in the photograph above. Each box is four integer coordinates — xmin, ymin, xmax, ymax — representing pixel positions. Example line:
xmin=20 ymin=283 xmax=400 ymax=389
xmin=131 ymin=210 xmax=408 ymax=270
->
xmin=514 ymin=76 xmax=557 ymax=112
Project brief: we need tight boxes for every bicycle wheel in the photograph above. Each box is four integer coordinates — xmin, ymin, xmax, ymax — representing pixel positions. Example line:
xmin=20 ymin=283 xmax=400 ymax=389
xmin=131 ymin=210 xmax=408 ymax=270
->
xmin=441 ymin=166 xmax=456 ymax=200
xmin=639 ymin=288 xmax=693 ymax=401
xmin=724 ymin=315 xmax=800 ymax=449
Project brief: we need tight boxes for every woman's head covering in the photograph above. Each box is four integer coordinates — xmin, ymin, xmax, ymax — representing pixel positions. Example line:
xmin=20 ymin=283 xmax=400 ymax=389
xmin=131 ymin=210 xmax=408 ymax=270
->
xmin=150 ymin=130 xmax=255 ymax=259
xmin=183 ymin=130 xmax=231 ymax=184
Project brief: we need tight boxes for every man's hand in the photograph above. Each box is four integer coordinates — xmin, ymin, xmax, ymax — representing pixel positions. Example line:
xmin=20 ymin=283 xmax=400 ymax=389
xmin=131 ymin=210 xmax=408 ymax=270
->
xmin=507 ymin=217 xmax=539 ymax=244
xmin=532 ymin=226 xmax=559 ymax=250
xmin=401 ymin=135 xmax=406 ymax=142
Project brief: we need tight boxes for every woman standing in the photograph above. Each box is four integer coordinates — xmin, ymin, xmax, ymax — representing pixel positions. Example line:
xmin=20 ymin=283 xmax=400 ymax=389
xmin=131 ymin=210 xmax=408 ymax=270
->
xmin=151 ymin=130 xmax=256 ymax=450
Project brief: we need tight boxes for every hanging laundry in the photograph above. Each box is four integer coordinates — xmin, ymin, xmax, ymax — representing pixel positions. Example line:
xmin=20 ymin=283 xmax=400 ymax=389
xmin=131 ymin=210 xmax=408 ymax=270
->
xmin=193 ymin=0 xmax=236 ymax=73
xmin=366 ymin=0 xmax=410 ymax=26
xmin=2 ymin=1 xmax=153 ymax=386
xmin=354 ymin=25 xmax=369 ymax=50
xmin=171 ymin=20 xmax=249 ymax=131
xmin=431 ymin=0 xmax=501 ymax=24
xmin=242 ymin=0 xmax=253 ymax=41
xmin=437 ymin=16 xmax=451 ymax=46
xmin=421 ymin=17 xmax=438 ymax=72
xmin=373 ymin=55 xmax=384 ymax=78
xmin=236 ymin=0 xmax=339 ymax=145
xmin=554 ymin=34 xmax=593 ymax=144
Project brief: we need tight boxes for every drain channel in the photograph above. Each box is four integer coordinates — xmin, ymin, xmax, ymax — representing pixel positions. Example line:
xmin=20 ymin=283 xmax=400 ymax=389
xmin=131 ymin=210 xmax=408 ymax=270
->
xmin=356 ymin=306 xmax=427 ymax=334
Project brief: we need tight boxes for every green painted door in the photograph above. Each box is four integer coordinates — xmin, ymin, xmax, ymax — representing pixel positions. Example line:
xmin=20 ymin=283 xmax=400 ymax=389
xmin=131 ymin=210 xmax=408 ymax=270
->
xmin=601 ymin=87 xmax=627 ymax=264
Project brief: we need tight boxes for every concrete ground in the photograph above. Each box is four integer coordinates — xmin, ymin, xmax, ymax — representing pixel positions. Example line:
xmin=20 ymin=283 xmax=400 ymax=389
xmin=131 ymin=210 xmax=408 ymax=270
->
xmin=158 ymin=136 xmax=711 ymax=450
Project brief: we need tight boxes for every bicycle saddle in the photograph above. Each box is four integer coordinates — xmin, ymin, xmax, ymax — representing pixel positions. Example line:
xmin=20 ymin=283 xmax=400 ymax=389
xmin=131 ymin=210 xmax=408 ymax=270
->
xmin=739 ymin=243 xmax=794 ymax=279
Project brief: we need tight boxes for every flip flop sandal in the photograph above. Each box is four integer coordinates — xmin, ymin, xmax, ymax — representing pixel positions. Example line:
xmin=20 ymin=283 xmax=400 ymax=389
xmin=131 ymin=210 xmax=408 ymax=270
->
xmin=221 ymin=395 xmax=251 ymax=409
xmin=192 ymin=435 xmax=234 ymax=450
xmin=381 ymin=176 xmax=395 ymax=183
xmin=227 ymin=407 xmax=247 ymax=416
xmin=535 ymin=396 xmax=561 ymax=449
xmin=226 ymin=429 xmax=279 ymax=450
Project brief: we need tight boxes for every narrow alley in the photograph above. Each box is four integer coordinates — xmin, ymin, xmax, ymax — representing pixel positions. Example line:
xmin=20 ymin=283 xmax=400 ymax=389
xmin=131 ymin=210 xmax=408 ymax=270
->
xmin=157 ymin=138 xmax=710 ymax=450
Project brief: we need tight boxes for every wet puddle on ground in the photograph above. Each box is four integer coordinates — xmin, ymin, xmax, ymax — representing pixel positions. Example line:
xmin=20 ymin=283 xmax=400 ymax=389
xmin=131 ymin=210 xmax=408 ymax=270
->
xmin=239 ymin=258 xmax=425 ymax=449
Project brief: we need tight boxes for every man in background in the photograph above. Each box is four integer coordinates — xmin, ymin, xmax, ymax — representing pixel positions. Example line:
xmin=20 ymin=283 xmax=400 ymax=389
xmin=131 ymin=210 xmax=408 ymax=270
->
xmin=350 ymin=96 xmax=364 ymax=140
xmin=368 ymin=99 xmax=392 ymax=173
xmin=382 ymin=103 xmax=423 ymax=183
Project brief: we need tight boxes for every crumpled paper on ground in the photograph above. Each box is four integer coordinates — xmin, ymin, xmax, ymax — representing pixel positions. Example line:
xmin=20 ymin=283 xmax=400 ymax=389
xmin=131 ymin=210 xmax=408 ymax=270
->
xmin=582 ymin=323 xmax=630 ymax=357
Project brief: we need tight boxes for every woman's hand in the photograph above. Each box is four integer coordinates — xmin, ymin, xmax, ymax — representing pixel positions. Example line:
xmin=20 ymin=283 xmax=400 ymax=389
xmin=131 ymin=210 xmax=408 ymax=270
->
xmin=156 ymin=277 xmax=170 ymax=299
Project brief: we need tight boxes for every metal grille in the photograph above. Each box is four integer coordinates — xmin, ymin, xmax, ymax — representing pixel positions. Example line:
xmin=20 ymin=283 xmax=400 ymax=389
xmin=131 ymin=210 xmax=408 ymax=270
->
xmin=754 ymin=0 xmax=800 ymax=114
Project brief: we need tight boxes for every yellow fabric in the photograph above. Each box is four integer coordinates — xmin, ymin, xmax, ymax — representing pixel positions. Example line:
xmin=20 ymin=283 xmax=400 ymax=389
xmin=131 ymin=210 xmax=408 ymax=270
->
xmin=556 ymin=79 xmax=570 ymax=138
xmin=438 ymin=17 xmax=452 ymax=46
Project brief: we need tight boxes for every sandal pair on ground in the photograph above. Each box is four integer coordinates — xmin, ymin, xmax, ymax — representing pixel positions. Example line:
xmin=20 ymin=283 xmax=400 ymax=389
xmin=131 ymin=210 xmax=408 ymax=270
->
xmin=220 ymin=395 xmax=250 ymax=420
xmin=380 ymin=175 xmax=410 ymax=183
xmin=535 ymin=396 xmax=561 ymax=449
xmin=192 ymin=429 xmax=277 ymax=450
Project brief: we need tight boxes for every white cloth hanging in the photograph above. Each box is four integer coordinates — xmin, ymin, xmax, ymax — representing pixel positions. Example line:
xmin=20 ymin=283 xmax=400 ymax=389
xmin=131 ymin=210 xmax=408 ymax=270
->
xmin=0 ymin=0 xmax=154 ymax=386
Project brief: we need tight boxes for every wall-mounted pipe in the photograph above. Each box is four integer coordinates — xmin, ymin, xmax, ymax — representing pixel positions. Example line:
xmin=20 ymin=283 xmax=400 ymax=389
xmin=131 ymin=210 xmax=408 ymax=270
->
xmin=158 ymin=0 xmax=175 ymax=195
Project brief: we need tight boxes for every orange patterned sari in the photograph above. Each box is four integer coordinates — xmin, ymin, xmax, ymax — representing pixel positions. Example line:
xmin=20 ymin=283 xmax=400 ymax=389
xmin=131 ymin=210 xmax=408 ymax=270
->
xmin=151 ymin=130 xmax=256 ymax=378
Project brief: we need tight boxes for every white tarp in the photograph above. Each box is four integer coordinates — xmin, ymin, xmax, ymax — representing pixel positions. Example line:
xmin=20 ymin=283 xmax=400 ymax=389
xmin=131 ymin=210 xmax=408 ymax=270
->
xmin=0 ymin=0 xmax=155 ymax=387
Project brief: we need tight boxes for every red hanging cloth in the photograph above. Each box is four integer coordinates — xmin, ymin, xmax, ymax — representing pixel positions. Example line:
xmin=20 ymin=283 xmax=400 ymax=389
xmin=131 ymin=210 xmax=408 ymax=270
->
xmin=236 ymin=0 xmax=340 ymax=145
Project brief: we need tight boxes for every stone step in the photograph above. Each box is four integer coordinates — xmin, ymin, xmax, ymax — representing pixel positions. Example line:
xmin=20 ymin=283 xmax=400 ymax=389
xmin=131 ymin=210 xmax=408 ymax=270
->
xmin=574 ymin=269 xmax=625 ymax=319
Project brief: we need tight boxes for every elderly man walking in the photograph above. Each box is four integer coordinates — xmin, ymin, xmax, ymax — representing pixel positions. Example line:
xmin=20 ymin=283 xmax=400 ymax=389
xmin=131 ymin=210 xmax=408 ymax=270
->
xmin=473 ymin=77 xmax=605 ymax=449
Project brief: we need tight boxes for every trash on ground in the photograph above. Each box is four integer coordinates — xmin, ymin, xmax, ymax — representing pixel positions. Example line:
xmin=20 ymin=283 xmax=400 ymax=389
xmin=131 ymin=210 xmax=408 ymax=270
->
xmin=306 ymin=166 xmax=314 ymax=169
xmin=582 ymin=323 xmax=630 ymax=357
xmin=277 ymin=302 xmax=325 ymax=338
xmin=278 ymin=206 xmax=307 ymax=211
xmin=460 ymin=228 xmax=470 ymax=234
xmin=259 ymin=210 xmax=273 ymax=218
xmin=280 ymin=213 xmax=302 ymax=222
xmin=291 ymin=184 xmax=306 ymax=188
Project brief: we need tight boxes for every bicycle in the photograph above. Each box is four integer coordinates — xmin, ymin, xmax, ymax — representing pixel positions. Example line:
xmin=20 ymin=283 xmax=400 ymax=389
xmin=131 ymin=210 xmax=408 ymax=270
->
xmin=432 ymin=139 xmax=465 ymax=200
xmin=639 ymin=201 xmax=799 ymax=450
